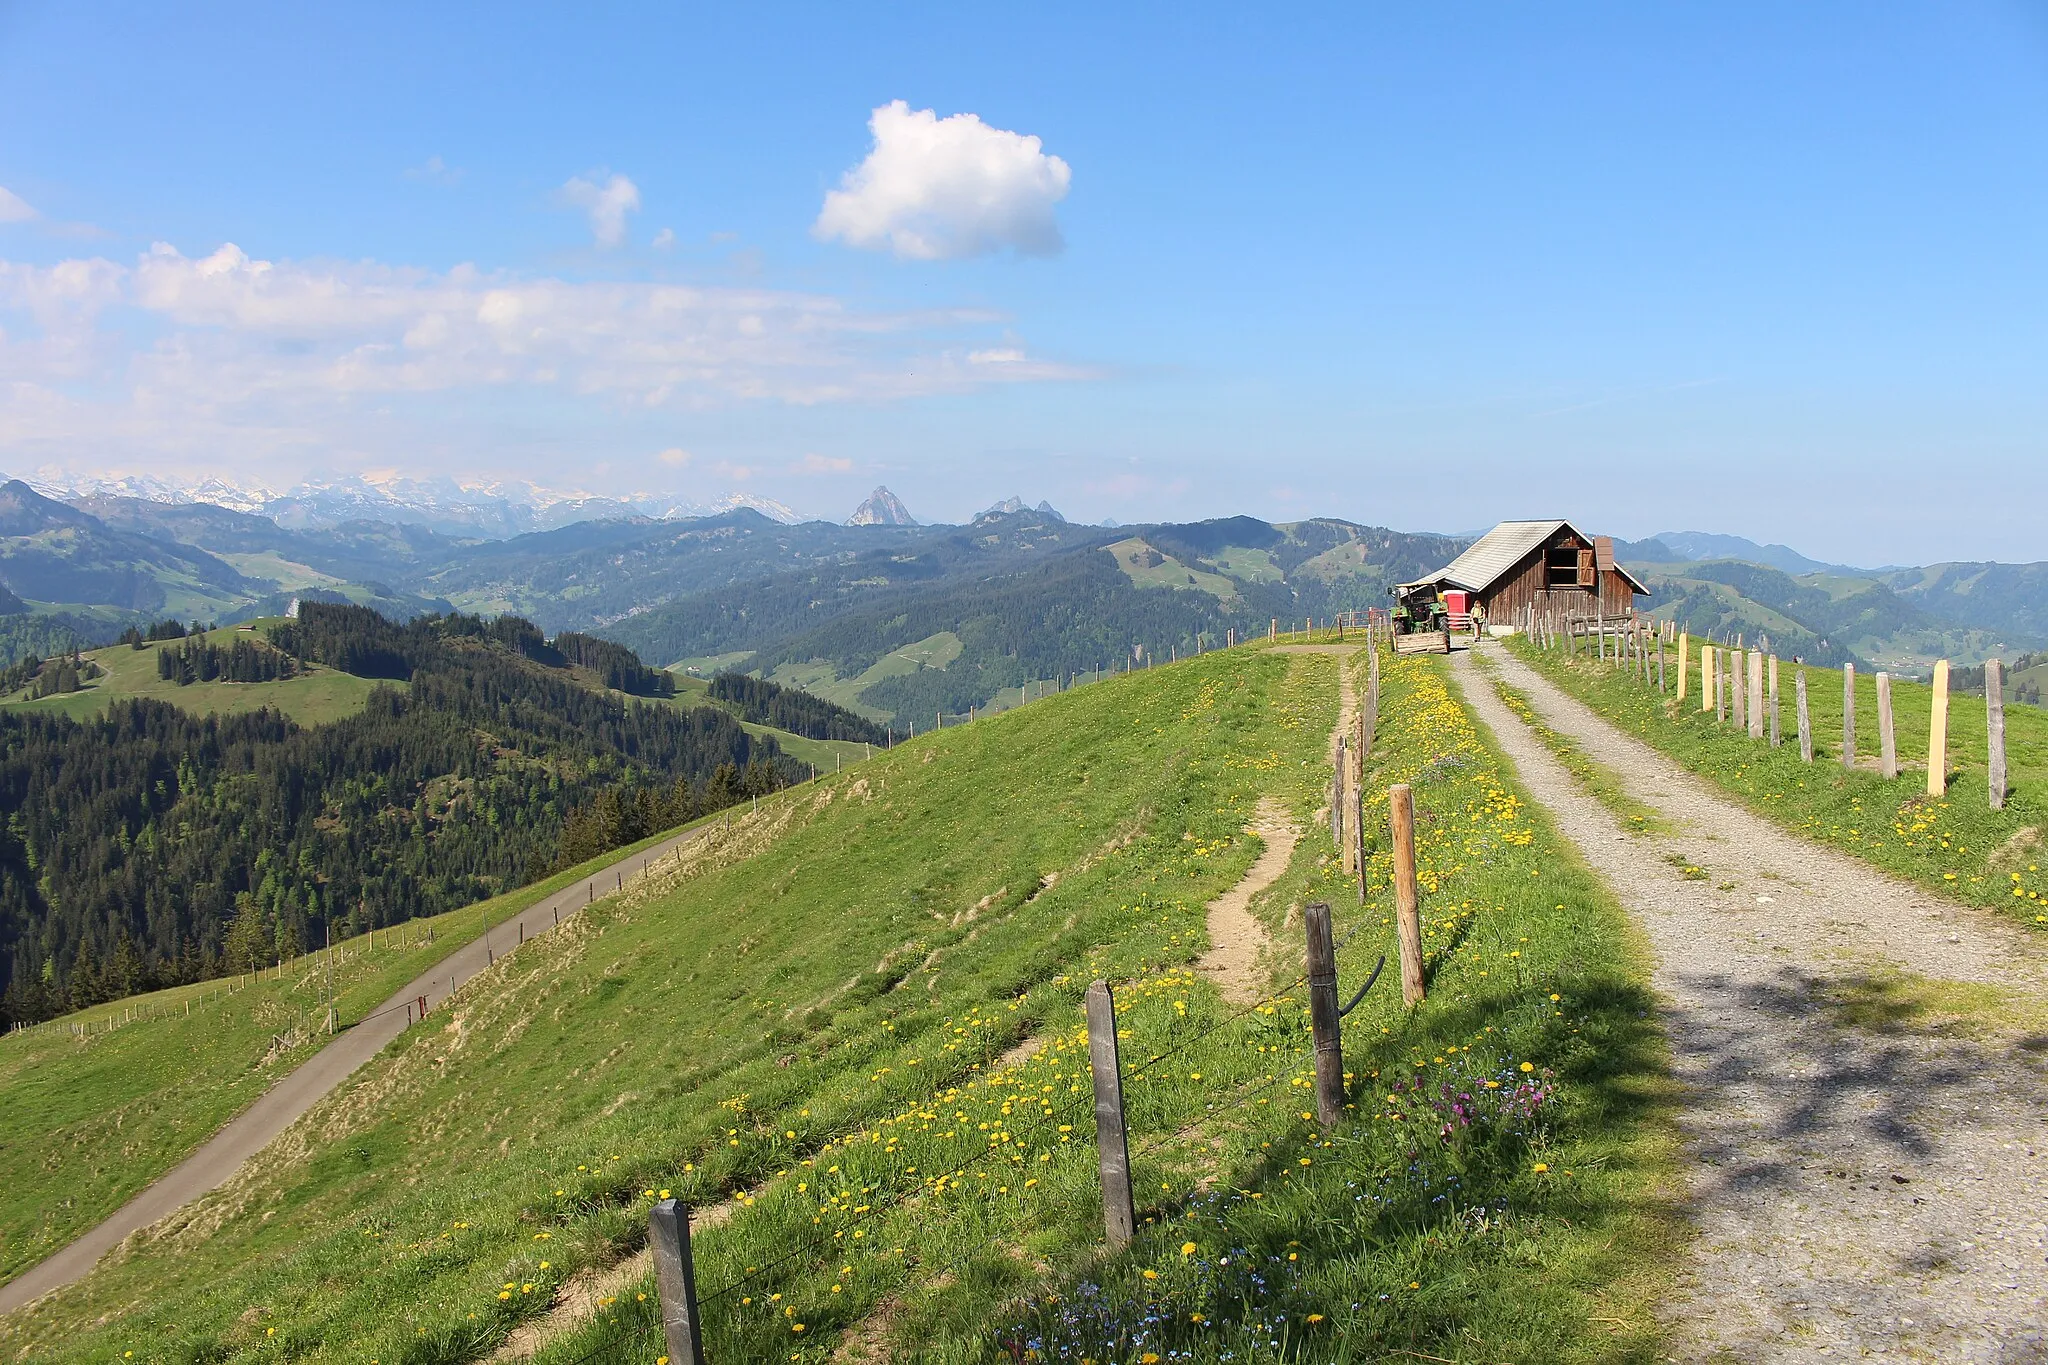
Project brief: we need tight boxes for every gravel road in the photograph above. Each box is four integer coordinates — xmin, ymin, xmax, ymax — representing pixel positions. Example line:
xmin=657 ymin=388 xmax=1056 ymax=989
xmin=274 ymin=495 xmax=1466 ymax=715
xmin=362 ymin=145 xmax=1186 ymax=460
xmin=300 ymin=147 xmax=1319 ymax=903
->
xmin=0 ymin=820 xmax=723 ymax=1319
xmin=1452 ymin=644 xmax=2048 ymax=1364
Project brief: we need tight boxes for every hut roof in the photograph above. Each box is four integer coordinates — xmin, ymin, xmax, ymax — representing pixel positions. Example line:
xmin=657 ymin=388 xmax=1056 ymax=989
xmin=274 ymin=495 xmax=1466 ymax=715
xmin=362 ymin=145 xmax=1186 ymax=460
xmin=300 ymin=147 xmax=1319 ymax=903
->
xmin=1401 ymin=519 xmax=1649 ymax=595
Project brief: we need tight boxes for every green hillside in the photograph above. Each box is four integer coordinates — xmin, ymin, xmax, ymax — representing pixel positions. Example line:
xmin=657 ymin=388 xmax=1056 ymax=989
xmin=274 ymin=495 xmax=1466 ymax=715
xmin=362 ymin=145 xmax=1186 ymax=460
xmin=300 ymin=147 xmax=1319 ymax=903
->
xmin=1 ymin=621 xmax=388 ymax=726
xmin=0 ymin=604 xmax=807 ymax=1032
xmin=705 ymin=517 xmax=1460 ymax=725
xmin=1630 ymin=558 xmax=2041 ymax=673
xmin=1 ymin=645 xmax=1677 ymax=1364
xmin=0 ymin=828 xmax=701 ymax=1285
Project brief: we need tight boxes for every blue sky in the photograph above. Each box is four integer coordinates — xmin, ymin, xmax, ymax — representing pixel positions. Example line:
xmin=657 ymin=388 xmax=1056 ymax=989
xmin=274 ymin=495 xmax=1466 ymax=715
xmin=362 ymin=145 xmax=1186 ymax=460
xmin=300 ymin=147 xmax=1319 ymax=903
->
xmin=2 ymin=2 xmax=2044 ymax=563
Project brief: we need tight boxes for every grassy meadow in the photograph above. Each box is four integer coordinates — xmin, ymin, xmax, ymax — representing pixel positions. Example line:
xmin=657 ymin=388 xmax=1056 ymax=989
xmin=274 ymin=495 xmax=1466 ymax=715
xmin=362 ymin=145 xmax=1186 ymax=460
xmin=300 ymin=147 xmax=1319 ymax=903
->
xmin=0 ymin=826 xmax=711 ymax=1287
xmin=3 ymin=646 xmax=1679 ymax=1364
xmin=1 ymin=623 xmax=388 ymax=726
xmin=1506 ymin=634 xmax=2048 ymax=929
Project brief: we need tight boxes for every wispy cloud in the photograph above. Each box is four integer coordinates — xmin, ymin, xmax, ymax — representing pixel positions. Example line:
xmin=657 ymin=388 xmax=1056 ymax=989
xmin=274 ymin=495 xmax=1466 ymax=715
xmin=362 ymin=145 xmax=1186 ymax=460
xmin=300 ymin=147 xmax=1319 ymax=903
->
xmin=0 ymin=187 xmax=38 ymax=224
xmin=559 ymin=172 xmax=641 ymax=248
xmin=403 ymin=155 xmax=464 ymax=186
xmin=0 ymin=241 xmax=1094 ymax=480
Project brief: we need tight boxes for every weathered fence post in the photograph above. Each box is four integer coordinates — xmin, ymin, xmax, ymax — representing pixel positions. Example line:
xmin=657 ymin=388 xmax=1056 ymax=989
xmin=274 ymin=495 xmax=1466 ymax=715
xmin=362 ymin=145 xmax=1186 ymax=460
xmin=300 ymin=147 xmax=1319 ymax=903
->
xmin=1841 ymin=663 xmax=1856 ymax=768
xmin=1355 ymin=783 xmax=1369 ymax=904
xmin=1657 ymin=629 xmax=1666 ymax=692
xmin=1927 ymin=659 xmax=1951 ymax=797
xmin=649 ymin=1198 xmax=708 ymax=1365
xmin=1338 ymin=735 xmax=1355 ymax=876
xmin=1988 ymin=660 xmax=2007 ymax=811
xmin=1677 ymin=632 xmax=1689 ymax=703
xmin=1768 ymin=656 xmax=1781 ymax=748
xmin=1389 ymin=783 xmax=1425 ymax=1007
xmin=1748 ymin=651 xmax=1764 ymax=740
xmin=1797 ymin=668 xmax=1813 ymax=762
xmin=1732 ymin=650 xmax=1746 ymax=731
xmin=1085 ymin=980 xmax=1137 ymax=1249
xmin=1717 ymin=651 xmax=1728 ymax=725
xmin=1330 ymin=740 xmax=1346 ymax=858
xmin=1304 ymin=902 xmax=1346 ymax=1126
xmin=1876 ymin=671 xmax=1898 ymax=779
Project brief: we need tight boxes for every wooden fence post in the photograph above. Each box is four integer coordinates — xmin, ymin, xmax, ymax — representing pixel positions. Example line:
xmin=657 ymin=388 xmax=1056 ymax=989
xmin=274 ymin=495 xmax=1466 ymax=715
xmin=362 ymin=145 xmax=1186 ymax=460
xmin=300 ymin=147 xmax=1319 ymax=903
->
xmin=1876 ymin=671 xmax=1898 ymax=779
xmin=1330 ymin=742 xmax=1346 ymax=856
xmin=1768 ymin=656 xmax=1781 ymax=748
xmin=1797 ymin=668 xmax=1813 ymax=762
xmin=1748 ymin=650 xmax=1765 ymax=740
xmin=1700 ymin=644 xmax=1715 ymax=713
xmin=1338 ymin=735 xmax=1355 ymax=876
xmin=1927 ymin=659 xmax=1950 ymax=797
xmin=1677 ymin=632 xmax=1689 ymax=703
xmin=1389 ymin=783 xmax=1424 ymax=1007
xmin=648 ymin=1199 xmax=708 ymax=1365
xmin=1732 ymin=650 xmax=1746 ymax=730
xmin=1355 ymin=783 xmax=1369 ymax=904
xmin=1716 ymin=651 xmax=1728 ymax=725
xmin=1085 ymin=981 xmax=1137 ymax=1249
xmin=1988 ymin=660 xmax=2007 ymax=810
xmin=1657 ymin=630 xmax=1666 ymax=692
xmin=1304 ymin=902 xmax=1346 ymax=1126
xmin=1841 ymin=663 xmax=1856 ymax=769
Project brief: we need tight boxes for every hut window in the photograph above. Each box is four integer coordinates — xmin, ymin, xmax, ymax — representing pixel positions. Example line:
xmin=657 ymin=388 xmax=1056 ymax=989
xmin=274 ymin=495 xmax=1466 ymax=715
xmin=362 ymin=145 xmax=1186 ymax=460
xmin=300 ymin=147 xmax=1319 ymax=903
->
xmin=1546 ymin=546 xmax=1587 ymax=589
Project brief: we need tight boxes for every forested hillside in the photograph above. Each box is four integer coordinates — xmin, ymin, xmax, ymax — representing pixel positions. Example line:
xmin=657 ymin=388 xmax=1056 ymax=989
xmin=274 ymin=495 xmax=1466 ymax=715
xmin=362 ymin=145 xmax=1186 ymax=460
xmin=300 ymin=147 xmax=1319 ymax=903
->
xmin=0 ymin=603 xmax=801 ymax=1027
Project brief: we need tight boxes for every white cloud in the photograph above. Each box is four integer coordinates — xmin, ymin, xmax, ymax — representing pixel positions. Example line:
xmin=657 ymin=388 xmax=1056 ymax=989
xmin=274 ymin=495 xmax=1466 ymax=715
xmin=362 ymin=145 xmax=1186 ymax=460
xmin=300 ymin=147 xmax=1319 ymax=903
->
xmin=651 ymin=227 xmax=676 ymax=250
xmin=657 ymin=446 xmax=692 ymax=466
xmin=0 ymin=187 xmax=39 ymax=223
xmin=559 ymin=172 xmax=641 ymax=248
xmin=404 ymin=155 xmax=463 ymax=185
xmin=793 ymin=452 xmax=853 ymax=474
xmin=0 ymin=241 xmax=1094 ymax=479
xmin=814 ymin=101 xmax=1071 ymax=260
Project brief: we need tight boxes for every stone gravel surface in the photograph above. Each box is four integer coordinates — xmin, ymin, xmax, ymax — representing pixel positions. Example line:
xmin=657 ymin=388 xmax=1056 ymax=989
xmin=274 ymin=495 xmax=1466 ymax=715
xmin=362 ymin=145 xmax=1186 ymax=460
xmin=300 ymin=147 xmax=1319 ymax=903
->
xmin=1452 ymin=644 xmax=2048 ymax=1364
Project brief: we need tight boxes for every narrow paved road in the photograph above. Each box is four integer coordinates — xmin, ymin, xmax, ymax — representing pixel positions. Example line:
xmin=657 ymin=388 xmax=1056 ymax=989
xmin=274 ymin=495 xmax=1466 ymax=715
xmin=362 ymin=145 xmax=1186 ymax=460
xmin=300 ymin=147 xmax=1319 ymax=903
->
xmin=1450 ymin=644 xmax=2048 ymax=1364
xmin=0 ymin=820 xmax=725 ymax=1317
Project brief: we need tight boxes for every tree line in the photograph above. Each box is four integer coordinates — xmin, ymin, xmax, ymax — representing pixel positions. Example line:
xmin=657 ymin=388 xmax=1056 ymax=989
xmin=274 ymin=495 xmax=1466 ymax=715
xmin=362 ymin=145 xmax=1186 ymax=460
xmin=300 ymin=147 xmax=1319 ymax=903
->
xmin=707 ymin=672 xmax=888 ymax=743
xmin=0 ymin=602 xmax=803 ymax=1026
xmin=157 ymin=635 xmax=299 ymax=685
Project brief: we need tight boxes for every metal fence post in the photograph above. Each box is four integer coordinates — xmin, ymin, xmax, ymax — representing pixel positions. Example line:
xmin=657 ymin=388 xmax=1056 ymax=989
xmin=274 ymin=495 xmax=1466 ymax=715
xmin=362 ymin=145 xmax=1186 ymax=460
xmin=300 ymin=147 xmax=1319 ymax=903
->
xmin=649 ymin=1198 xmax=707 ymax=1365
xmin=1085 ymin=980 xmax=1136 ymax=1250
xmin=1304 ymin=902 xmax=1345 ymax=1125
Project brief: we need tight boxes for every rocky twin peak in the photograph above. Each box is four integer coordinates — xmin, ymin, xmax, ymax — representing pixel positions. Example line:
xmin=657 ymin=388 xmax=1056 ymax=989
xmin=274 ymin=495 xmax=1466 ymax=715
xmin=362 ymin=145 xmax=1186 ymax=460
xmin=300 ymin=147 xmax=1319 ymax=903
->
xmin=846 ymin=486 xmax=919 ymax=527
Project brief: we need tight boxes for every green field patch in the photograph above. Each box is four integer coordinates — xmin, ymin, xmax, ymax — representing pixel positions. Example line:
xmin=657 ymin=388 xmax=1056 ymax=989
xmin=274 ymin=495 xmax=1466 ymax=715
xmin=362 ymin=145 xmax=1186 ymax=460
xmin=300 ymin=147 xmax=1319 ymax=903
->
xmin=213 ymin=552 xmax=347 ymax=591
xmin=1106 ymin=535 xmax=1240 ymax=601
xmin=1207 ymin=544 xmax=1285 ymax=584
xmin=0 ymin=623 xmax=389 ymax=726
xmin=667 ymin=650 xmax=756 ymax=676
xmin=764 ymin=631 xmax=963 ymax=720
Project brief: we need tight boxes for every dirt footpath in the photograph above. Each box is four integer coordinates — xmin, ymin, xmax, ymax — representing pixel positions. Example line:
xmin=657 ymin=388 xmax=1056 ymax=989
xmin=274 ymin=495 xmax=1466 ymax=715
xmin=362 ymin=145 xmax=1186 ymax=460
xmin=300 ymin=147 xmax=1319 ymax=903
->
xmin=1451 ymin=644 xmax=2048 ymax=1364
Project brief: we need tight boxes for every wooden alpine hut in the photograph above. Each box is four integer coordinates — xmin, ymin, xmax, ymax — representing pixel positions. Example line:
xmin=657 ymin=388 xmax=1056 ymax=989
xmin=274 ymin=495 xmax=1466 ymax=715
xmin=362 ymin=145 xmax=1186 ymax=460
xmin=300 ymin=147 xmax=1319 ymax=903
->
xmin=1394 ymin=519 xmax=1648 ymax=637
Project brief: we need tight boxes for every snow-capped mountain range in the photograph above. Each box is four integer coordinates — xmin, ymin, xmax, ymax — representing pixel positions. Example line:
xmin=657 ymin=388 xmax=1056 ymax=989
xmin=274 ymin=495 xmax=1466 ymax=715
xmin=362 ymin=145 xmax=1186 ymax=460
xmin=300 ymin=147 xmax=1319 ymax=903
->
xmin=26 ymin=470 xmax=806 ymax=538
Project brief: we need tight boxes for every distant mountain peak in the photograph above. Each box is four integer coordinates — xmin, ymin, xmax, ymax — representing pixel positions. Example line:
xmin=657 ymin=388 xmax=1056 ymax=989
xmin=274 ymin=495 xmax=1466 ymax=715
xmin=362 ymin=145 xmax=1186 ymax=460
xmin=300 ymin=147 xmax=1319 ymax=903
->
xmin=847 ymin=486 xmax=917 ymax=527
xmin=974 ymin=495 xmax=1065 ymax=525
